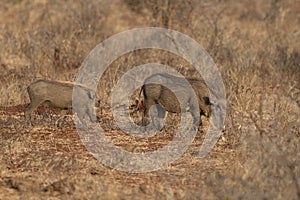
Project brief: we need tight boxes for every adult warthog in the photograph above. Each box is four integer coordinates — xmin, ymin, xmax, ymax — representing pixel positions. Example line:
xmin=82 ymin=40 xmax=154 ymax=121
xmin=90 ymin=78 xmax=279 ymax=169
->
xmin=133 ymin=73 xmax=211 ymax=126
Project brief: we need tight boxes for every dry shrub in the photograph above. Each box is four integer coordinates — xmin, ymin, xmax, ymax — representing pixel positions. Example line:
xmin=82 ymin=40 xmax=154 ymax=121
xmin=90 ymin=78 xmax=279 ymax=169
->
xmin=0 ymin=0 xmax=299 ymax=199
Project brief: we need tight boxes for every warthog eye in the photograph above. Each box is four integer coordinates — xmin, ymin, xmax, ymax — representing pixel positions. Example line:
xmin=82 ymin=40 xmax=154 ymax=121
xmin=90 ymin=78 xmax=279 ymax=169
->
xmin=130 ymin=104 xmax=137 ymax=109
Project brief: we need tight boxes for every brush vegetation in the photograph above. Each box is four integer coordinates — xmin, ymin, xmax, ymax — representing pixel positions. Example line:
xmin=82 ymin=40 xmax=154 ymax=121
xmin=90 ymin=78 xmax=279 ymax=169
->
xmin=0 ymin=0 xmax=299 ymax=199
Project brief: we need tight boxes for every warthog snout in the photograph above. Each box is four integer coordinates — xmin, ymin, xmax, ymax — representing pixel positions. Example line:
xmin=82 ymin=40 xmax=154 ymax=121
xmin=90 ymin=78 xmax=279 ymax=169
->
xmin=25 ymin=80 xmax=101 ymax=124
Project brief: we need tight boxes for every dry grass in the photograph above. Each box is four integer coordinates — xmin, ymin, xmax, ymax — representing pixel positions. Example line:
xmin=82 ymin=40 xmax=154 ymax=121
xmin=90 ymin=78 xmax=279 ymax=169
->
xmin=0 ymin=0 xmax=299 ymax=199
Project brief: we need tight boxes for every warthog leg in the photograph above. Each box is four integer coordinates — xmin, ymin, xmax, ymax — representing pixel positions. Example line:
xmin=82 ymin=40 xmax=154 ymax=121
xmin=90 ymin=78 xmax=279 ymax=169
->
xmin=24 ymin=98 xmax=45 ymax=122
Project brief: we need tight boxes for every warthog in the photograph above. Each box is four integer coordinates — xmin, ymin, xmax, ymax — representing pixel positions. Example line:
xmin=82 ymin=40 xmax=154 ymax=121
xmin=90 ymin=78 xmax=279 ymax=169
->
xmin=134 ymin=73 xmax=211 ymax=126
xmin=25 ymin=80 xmax=100 ymax=123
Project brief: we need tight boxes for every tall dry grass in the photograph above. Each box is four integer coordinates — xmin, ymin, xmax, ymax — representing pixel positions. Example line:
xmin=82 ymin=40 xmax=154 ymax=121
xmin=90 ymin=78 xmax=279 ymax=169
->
xmin=0 ymin=0 xmax=299 ymax=199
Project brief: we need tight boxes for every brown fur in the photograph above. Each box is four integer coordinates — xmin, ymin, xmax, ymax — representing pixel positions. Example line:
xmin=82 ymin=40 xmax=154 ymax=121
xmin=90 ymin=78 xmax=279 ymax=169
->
xmin=137 ymin=73 xmax=211 ymax=126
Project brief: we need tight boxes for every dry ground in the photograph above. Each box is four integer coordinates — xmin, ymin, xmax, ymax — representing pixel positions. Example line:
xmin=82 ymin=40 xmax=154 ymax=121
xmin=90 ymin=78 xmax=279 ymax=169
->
xmin=0 ymin=0 xmax=299 ymax=199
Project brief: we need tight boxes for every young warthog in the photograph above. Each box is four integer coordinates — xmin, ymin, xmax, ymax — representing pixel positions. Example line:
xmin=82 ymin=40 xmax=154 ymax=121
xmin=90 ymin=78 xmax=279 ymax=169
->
xmin=135 ymin=73 xmax=211 ymax=126
xmin=25 ymin=80 xmax=100 ymax=123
